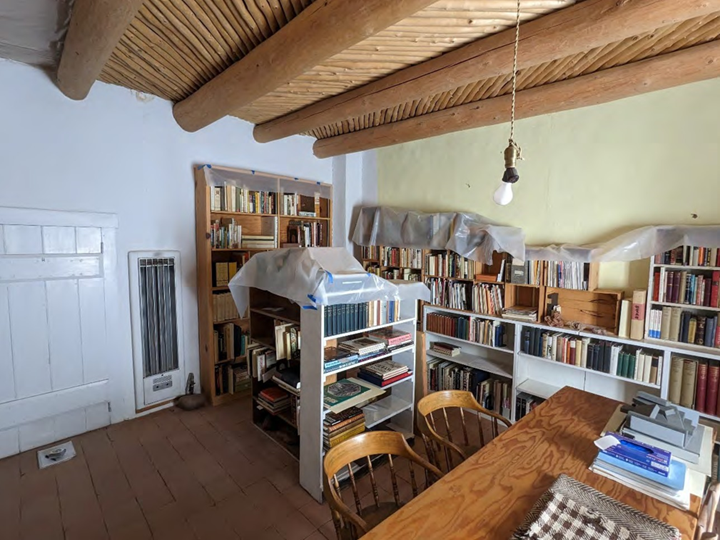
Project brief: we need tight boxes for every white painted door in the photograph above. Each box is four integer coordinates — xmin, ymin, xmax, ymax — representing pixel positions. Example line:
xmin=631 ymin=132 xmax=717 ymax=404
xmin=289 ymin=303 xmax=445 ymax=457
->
xmin=0 ymin=207 xmax=118 ymax=459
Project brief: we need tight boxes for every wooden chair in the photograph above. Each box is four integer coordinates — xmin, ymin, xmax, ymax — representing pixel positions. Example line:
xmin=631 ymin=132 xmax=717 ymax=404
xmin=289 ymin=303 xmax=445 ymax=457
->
xmin=696 ymin=482 xmax=720 ymax=540
xmin=323 ymin=430 xmax=443 ymax=540
xmin=417 ymin=390 xmax=511 ymax=471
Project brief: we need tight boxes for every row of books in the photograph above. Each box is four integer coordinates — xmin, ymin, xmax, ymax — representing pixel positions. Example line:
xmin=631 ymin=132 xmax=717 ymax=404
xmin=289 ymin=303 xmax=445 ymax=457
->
xmin=211 ymin=185 xmax=276 ymax=214
xmin=323 ymin=301 xmax=403 ymax=337
xmin=590 ymin=432 xmax=688 ymax=510
xmin=515 ymin=392 xmax=544 ymax=421
xmin=274 ymin=322 xmax=301 ymax=361
xmin=214 ymin=362 xmax=249 ymax=395
xmin=248 ymin=343 xmax=276 ymax=381
xmin=425 ymin=251 xmax=474 ymax=279
xmin=380 ymin=247 xmax=423 ymax=269
xmin=213 ymin=260 xmax=243 ymax=287
xmin=286 ymin=220 xmax=325 ymax=247
xmin=542 ymin=261 xmax=591 ymax=290
xmin=212 ymin=292 xmax=240 ymax=322
xmin=652 ymin=268 xmax=719 ymax=307
xmin=668 ymin=357 xmax=720 ymax=416
xmin=425 ymin=279 xmax=504 ymax=315
xmin=323 ymin=407 xmax=365 ymax=451
xmin=379 ymin=268 xmax=421 ymax=281
xmin=280 ymin=193 xmax=322 ymax=217
xmin=657 ymin=245 xmax=720 ymax=267
xmin=361 ymin=246 xmax=379 ymax=260
xmin=520 ymin=327 xmax=663 ymax=385
xmin=506 ymin=259 xmax=543 ymax=286
xmin=357 ymin=360 xmax=411 ymax=388
xmin=211 ymin=219 xmax=242 ymax=249
xmin=213 ymin=323 xmax=248 ymax=363
xmin=426 ymin=313 xmax=507 ymax=349
xmin=427 ymin=361 xmax=511 ymax=420
xmin=647 ymin=307 xmax=720 ymax=349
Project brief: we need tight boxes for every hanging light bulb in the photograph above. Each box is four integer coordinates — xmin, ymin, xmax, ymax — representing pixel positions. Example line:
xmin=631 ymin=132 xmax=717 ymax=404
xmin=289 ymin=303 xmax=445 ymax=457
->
xmin=493 ymin=142 xmax=520 ymax=205
xmin=493 ymin=0 xmax=524 ymax=206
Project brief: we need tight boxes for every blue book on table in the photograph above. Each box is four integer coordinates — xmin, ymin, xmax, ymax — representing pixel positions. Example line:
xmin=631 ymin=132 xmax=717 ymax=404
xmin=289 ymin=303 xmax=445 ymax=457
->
xmin=596 ymin=451 xmax=686 ymax=492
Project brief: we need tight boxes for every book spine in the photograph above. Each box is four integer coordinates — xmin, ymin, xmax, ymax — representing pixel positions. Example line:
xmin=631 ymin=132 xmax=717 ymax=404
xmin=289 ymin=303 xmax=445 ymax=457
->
xmin=630 ymin=289 xmax=646 ymax=340
xmin=707 ymin=364 xmax=720 ymax=416
xmin=696 ymin=362 xmax=708 ymax=413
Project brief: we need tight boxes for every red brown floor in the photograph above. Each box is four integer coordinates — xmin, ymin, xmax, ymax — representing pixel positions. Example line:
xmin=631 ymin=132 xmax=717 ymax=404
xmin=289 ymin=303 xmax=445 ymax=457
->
xmin=0 ymin=396 xmax=337 ymax=540
xmin=0 ymin=394 xmax=488 ymax=540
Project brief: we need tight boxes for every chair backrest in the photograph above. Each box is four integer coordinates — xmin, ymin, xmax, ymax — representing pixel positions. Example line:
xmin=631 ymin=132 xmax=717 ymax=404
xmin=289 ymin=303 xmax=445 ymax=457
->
xmin=696 ymin=482 xmax=720 ymax=540
xmin=416 ymin=390 xmax=511 ymax=471
xmin=323 ymin=430 xmax=443 ymax=539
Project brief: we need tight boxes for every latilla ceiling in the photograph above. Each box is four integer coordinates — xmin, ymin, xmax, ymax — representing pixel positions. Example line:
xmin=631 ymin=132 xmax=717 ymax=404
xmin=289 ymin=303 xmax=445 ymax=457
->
xmin=6 ymin=0 xmax=720 ymax=157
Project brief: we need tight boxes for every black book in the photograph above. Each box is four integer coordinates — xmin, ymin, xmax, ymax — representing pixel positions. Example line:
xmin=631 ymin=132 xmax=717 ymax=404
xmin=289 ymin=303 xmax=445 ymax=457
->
xmin=680 ymin=311 xmax=691 ymax=343
xmin=522 ymin=328 xmax=531 ymax=353
xmin=602 ymin=342 xmax=611 ymax=373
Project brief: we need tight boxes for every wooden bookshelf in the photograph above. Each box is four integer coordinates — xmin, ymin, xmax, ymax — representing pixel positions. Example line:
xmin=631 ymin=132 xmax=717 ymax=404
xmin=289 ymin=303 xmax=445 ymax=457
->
xmin=194 ymin=165 xmax=332 ymax=406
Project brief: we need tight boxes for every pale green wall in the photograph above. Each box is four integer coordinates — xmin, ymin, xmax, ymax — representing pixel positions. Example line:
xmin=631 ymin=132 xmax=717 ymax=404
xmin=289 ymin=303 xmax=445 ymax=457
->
xmin=377 ymin=78 xmax=720 ymax=293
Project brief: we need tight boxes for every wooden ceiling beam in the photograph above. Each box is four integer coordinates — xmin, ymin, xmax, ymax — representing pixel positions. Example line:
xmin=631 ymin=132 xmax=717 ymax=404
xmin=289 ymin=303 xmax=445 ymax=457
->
xmin=312 ymin=40 xmax=720 ymax=158
xmin=57 ymin=0 xmax=145 ymax=100
xmin=255 ymin=0 xmax=720 ymax=143
xmin=172 ymin=0 xmax=437 ymax=133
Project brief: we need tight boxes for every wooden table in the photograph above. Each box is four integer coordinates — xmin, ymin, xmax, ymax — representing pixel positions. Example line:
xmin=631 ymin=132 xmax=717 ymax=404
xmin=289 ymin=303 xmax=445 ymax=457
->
xmin=361 ymin=387 xmax=700 ymax=540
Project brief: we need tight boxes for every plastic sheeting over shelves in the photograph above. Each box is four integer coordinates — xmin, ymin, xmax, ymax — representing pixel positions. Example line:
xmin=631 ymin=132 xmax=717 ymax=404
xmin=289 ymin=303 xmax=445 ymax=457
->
xmin=352 ymin=207 xmax=720 ymax=264
xmin=229 ymin=247 xmax=430 ymax=314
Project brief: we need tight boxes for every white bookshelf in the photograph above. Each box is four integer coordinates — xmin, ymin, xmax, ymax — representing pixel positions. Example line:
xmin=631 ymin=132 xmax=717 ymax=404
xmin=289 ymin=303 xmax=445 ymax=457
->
xmin=299 ymin=300 xmax=418 ymax=503
xmin=419 ymin=304 xmax=720 ymax=424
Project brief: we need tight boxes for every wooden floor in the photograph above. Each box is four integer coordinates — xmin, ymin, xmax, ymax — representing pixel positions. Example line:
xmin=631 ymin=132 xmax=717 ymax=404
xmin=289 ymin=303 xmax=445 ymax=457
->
xmin=0 ymin=396 xmax=339 ymax=540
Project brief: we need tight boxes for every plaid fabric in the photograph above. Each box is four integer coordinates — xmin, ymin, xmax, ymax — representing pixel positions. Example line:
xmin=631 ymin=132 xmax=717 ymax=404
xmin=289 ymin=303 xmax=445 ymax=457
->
xmin=512 ymin=475 xmax=680 ymax=540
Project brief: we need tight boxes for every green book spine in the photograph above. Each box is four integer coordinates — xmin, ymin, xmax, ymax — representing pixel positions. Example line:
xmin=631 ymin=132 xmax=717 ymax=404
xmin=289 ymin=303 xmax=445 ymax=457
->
xmin=627 ymin=354 xmax=636 ymax=380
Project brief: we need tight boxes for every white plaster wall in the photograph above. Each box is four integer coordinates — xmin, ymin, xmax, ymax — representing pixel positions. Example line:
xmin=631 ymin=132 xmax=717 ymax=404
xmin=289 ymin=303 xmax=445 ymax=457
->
xmin=331 ymin=152 xmax=378 ymax=251
xmin=0 ymin=59 xmax=334 ymax=424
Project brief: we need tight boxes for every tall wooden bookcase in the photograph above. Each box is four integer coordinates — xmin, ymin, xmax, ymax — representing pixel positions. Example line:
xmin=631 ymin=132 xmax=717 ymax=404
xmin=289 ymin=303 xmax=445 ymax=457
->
xmin=194 ymin=165 xmax=332 ymax=406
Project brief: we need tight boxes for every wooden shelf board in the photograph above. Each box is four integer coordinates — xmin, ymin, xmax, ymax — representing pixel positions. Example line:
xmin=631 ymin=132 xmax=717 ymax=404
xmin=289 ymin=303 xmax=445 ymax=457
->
xmin=516 ymin=352 xmax=661 ymax=389
xmin=211 ymin=211 xmax=276 ymax=217
xmin=251 ymin=307 xmax=300 ymax=325
xmin=278 ymin=215 xmax=331 ymax=221
xmin=363 ymin=395 xmax=413 ymax=429
xmin=424 ymin=330 xmax=512 ymax=355
xmin=212 ymin=285 xmax=230 ymax=291
xmin=271 ymin=377 xmax=301 ymax=397
xmin=213 ymin=317 xmax=246 ymax=325
xmin=649 ymin=300 xmax=720 ymax=313
xmin=424 ymin=304 xmax=504 ymax=321
xmin=324 ymin=317 xmax=416 ymax=342
xmin=324 ymin=344 xmax=415 ymax=378
xmin=654 ymin=264 xmax=720 ymax=271
xmin=252 ymin=336 xmax=276 ymax=350
xmin=424 ymin=275 xmax=477 ymax=281
xmin=516 ymin=379 xmax=560 ymax=400
xmin=426 ymin=349 xmax=512 ymax=378
xmin=214 ymin=354 xmax=247 ymax=365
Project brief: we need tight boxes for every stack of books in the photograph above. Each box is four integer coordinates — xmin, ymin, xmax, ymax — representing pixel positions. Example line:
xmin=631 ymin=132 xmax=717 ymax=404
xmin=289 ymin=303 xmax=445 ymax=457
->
xmin=358 ymin=360 xmax=411 ymax=387
xmin=367 ymin=328 xmax=412 ymax=349
xmin=324 ymin=346 xmax=360 ymax=373
xmin=212 ymin=292 xmax=240 ymax=322
xmin=323 ymin=407 xmax=365 ymax=451
xmin=429 ymin=341 xmax=461 ymax=357
xmin=658 ymin=245 xmax=720 ymax=267
xmin=590 ymin=432 xmax=689 ymax=510
xmin=515 ymin=392 xmax=543 ymax=420
xmin=257 ymin=387 xmax=290 ymax=413
xmin=501 ymin=306 xmax=538 ymax=322
xmin=211 ymin=219 xmax=242 ymax=249
xmin=338 ymin=337 xmax=386 ymax=358
xmin=323 ymin=378 xmax=385 ymax=414
xmin=323 ymin=301 xmax=402 ymax=337
xmin=210 ymin=185 xmax=276 ymax=214
xmin=647 ymin=306 xmax=719 ymax=349
xmin=241 ymin=235 xmax=275 ymax=249
xmin=668 ymin=357 xmax=720 ymax=416
xmin=426 ymin=312 xmax=507 ymax=348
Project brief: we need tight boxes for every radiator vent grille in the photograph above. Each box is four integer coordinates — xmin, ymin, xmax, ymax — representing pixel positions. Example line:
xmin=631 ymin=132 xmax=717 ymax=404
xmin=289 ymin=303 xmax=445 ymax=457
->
xmin=138 ymin=257 xmax=179 ymax=378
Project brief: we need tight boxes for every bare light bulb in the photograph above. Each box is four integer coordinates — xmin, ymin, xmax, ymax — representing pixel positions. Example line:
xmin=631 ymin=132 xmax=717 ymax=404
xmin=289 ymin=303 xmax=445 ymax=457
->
xmin=493 ymin=181 xmax=514 ymax=206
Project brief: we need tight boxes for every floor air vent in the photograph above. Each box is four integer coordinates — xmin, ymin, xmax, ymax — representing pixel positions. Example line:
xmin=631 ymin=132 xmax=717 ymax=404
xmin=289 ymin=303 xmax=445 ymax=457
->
xmin=37 ymin=441 xmax=76 ymax=469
